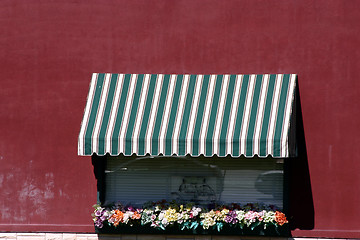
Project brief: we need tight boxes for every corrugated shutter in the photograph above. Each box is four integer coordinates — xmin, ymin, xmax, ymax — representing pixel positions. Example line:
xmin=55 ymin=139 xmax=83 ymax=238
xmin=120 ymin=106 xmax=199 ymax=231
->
xmin=105 ymin=156 xmax=284 ymax=209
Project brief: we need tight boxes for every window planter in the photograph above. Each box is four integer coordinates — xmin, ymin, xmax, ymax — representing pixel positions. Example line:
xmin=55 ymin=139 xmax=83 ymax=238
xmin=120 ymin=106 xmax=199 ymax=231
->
xmin=92 ymin=201 xmax=289 ymax=236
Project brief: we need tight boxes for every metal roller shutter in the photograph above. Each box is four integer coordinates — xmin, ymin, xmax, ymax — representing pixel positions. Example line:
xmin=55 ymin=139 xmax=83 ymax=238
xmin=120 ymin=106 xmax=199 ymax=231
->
xmin=105 ymin=155 xmax=284 ymax=209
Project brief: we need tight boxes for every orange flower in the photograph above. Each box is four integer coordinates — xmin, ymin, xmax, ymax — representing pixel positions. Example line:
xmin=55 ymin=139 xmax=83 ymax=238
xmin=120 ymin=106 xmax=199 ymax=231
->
xmin=131 ymin=211 xmax=141 ymax=220
xmin=275 ymin=211 xmax=288 ymax=226
xmin=110 ymin=209 xmax=124 ymax=226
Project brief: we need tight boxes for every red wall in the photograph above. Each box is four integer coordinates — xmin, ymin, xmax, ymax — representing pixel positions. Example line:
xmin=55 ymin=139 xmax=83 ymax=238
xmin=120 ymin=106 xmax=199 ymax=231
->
xmin=1 ymin=0 xmax=360 ymax=238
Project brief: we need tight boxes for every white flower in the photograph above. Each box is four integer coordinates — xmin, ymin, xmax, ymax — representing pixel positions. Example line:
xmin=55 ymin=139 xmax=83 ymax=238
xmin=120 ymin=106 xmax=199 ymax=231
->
xmin=103 ymin=211 xmax=110 ymax=217
xmin=161 ymin=218 xmax=168 ymax=226
xmin=192 ymin=207 xmax=201 ymax=216
xmin=235 ymin=210 xmax=245 ymax=221
xmin=263 ymin=211 xmax=275 ymax=223
xmin=123 ymin=213 xmax=130 ymax=223
xmin=144 ymin=209 xmax=153 ymax=215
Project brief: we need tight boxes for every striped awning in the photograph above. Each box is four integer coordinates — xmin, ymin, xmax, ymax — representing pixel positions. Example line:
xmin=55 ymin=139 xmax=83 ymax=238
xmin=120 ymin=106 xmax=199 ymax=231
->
xmin=78 ymin=73 xmax=297 ymax=158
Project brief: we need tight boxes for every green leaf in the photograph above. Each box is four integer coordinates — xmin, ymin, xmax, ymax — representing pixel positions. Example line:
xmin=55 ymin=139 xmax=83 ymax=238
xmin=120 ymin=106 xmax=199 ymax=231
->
xmin=190 ymin=222 xmax=199 ymax=229
xmin=239 ymin=223 xmax=244 ymax=229
xmin=216 ymin=222 xmax=223 ymax=232
xmin=250 ymin=221 xmax=261 ymax=230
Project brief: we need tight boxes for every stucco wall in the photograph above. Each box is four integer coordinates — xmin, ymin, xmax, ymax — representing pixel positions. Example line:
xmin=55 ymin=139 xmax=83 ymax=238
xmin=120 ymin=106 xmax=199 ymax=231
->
xmin=1 ymin=0 xmax=360 ymax=238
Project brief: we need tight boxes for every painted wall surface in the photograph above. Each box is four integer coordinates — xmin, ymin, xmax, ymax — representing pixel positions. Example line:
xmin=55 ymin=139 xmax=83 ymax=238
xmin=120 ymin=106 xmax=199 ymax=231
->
xmin=1 ymin=0 xmax=360 ymax=238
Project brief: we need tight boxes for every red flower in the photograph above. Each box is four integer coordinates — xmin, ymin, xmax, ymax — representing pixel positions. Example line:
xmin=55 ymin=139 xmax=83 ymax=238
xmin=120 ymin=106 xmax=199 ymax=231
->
xmin=275 ymin=211 xmax=288 ymax=226
xmin=110 ymin=209 xmax=124 ymax=226
xmin=131 ymin=211 xmax=141 ymax=220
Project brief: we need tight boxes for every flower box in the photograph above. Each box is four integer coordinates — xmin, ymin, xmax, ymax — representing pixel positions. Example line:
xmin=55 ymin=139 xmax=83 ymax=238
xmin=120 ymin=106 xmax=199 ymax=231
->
xmin=92 ymin=201 xmax=289 ymax=236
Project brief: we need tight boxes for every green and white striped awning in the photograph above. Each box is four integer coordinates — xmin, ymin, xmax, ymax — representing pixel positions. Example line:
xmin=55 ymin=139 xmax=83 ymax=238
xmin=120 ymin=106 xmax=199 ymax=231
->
xmin=78 ymin=73 xmax=297 ymax=158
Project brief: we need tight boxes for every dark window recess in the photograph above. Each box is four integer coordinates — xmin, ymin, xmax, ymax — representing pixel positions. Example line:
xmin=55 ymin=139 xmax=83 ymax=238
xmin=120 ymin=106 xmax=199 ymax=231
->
xmin=94 ymin=155 xmax=285 ymax=210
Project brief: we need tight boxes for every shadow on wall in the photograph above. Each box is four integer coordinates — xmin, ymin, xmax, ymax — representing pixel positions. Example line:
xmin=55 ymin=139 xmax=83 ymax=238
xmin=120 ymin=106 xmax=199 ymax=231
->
xmin=286 ymin=80 xmax=315 ymax=231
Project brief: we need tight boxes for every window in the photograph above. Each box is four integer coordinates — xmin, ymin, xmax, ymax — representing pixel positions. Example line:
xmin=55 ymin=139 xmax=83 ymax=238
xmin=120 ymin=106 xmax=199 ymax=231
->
xmin=104 ymin=155 xmax=284 ymax=209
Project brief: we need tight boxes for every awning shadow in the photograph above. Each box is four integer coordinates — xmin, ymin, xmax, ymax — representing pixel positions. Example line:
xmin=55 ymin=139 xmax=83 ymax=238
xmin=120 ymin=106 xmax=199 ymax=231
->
xmin=286 ymin=80 xmax=315 ymax=231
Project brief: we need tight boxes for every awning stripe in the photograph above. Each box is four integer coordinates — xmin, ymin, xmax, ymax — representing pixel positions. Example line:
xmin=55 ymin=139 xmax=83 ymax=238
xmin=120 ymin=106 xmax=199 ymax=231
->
xmin=267 ymin=75 xmax=282 ymax=155
xmin=133 ymin=74 xmax=150 ymax=155
xmin=117 ymin=74 xmax=134 ymax=154
xmin=174 ymin=75 xmax=190 ymax=155
xmin=226 ymin=75 xmax=241 ymax=155
xmin=281 ymin=74 xmax=297 ymax=157
xmin=245 ymin=75 xmax=261 ymax=156
xmin=93 ymin=73 xmax=111 ymax=154
xmin=105 ymin=74 xmax=123 ymax=154
xmin=151 ymin=74 xmax=168 ymax=155
xmin=260 ymin=74 xmax=276 ymax=156
xmin=99 ymin=74 xmax=117 ymax=154
xmin=199 ymin=75 xmax=215 ymax=155
xmin=145 ymin=74 xmax=161 ymax=154
xmin=233 ymin=75 xmax=249 ymax=156
xmin=179 ymin=75 xmax=197 ymax=155
xmin=192 ymin=75 xmax=209 ymax=156
xmin=84 ymin=73 xmax=103 ymax=155
xmin=205 ymin=75 xmax=220 ymax=156
xmin=273 ymin=74 xmax=290 ymax=156
xmin=79 ymin=73 xmax=297 ymax=157
xmin=158 ymin=74 xmax=174 ymax=155
xmin=110 ymin=74 xmax=128 ymax=155
xmin=219 ymin=75 xmax=235 ymax=156
xmin=165 ymin=75 xmax=183 ymax=155
xmin=253 ymin=75 xmax=267 ymax=155
xmin=186 ymin=75 xmax=203 ymax=155
xmin=138 ymin=74 xmax=157 ymax=155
